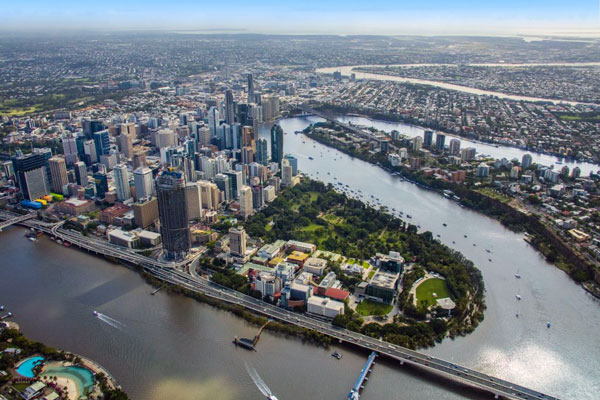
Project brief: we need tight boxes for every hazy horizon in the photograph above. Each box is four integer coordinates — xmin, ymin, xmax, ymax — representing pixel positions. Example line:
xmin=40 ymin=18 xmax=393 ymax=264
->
xmin=3 ymin=0 xmax=599 ymax=36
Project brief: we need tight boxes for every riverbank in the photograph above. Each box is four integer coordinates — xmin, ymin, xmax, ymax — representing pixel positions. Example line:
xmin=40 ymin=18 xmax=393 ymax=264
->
xmin=139 ymin=270 xmax=334 ymax=348
xmin=314 ymin=104 xmax=599 ymax=165
xmin=0 ymin=325 xmax=126 ymax=399
xmin=303 ymin=123 xmax=600 ymax=300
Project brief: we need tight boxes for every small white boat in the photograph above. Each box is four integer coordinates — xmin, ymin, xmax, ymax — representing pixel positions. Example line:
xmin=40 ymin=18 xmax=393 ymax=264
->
xmin=516 ymin=295 xmax=522 ymax=300
xmin=515 ymin=274 xmax=521 ymax=279
xmin=547 ymin=321 xmax=551 ymax=328
xmin=93 ymin=311 xmax=98 ymax=317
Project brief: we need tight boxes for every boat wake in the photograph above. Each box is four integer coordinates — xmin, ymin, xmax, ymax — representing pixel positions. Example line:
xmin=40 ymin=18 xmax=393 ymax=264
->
xmin=245 ymin=363 xmax=276 ymax=398
xmin=96 ymin=312 xmax=126 ymax=330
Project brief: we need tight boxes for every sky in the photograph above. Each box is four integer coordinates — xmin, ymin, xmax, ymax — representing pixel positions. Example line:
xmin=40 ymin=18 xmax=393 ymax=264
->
xmin=3 ymin=0 xmax=600 ymax=36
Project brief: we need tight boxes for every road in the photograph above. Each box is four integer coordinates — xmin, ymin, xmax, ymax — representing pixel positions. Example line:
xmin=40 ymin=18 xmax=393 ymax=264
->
xmin=0 ymin=210 xmax=558 ymax=400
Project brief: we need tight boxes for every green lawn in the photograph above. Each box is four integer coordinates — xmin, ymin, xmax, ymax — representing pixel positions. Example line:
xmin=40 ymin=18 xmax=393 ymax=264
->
xmin=367 ymin=269 xmax=377 ymax=279
xmin=356 ymin=299 xmax=393 ymax=316
xmin=300 ymin=223 xmax=323 ymax=233
xmin=415 ymin=278 xmax=452 ymax=308
xmin=13 ymin=382 xmax=30 ymax=392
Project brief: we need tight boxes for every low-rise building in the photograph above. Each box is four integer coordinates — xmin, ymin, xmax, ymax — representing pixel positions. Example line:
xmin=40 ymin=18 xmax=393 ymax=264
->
xmin=285 ymin=240 xmax=316 ymax=254
xmin=303 ymin=257 xmax=327 ymax=276
xmin=258 ymin=240 xmax=286 ymax=259
xmin=108 ymin=229 xmax=139 ymax=248
xmin=307 ymin=296 xmax=344 ymax=319
xmin=366 ymin=270 xmax=400 ymax=304
xmin=286 ymin=250 xmax=309 ymax=267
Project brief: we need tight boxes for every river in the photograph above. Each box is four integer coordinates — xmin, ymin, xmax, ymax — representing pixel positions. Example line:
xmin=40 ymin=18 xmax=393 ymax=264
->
xmin=333 ymin=114 xmax=600 ymax=176
xmin=316 ymin=65 xmax=599 ymax=106
xmin=0 ymin=116 xmax=598 ymax=400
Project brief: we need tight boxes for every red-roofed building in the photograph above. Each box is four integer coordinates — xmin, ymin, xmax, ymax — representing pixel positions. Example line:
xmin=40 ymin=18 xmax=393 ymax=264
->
xmin=323 ymin=287 xmax=350 ymax=301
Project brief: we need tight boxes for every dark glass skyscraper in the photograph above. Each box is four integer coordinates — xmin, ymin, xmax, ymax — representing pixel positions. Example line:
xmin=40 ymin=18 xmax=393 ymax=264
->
xmin=247 ymin=73 xmax=254 ymax=103
xmin=225 ymin=89 xmax=235 ymax=125
xmin=270 ymin=124 xmax=284 ymax=165
xmin=156 ymin=170 xmax=190 ymax=260
xmin=256 ymin=137 xmax=268 ymax=165
xmin=93 ymin=130 xmax=110 ymax=159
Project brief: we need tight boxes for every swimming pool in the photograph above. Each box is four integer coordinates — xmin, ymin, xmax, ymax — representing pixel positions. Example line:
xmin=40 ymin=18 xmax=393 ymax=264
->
xmin=41 ymin=364 xmax=95 ymax=396
xmin=16 ymin=356 xmax=44 ymax=378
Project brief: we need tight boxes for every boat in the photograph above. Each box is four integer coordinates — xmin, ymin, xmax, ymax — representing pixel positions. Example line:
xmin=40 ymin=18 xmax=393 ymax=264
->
xmin=547 ymin=321 xmax=551 ymax=328
xmin=464 ymin=235 xmax=467 ymax=238
xmin=63 ymin=241 xmax=71 ymax=247
xmin=486 ymin=249 xmax=491 ymax=253
xmin=516 ymin=295 xmax=522 ymax=300
xmin=267 ymin=396 xmax=279 ymax=400
xmin=27 ymin=237 xmax=37 ymax=242
xmin=0 ymin=306 xmax=3 ymax=311
xmin=488 ymin=259 xmax=492 ymax=262
xmin=93 ymin=311 xmax=98 ymax=317
xmin=442 ymin=223 xmax=447 ymax=227
xmin=331 ymin=351 xmax=342 ymax=360
xmin=406 ymin=214 xmax=412 ymax=218
xmin=515 ymin=273 xmax=521 ymax=279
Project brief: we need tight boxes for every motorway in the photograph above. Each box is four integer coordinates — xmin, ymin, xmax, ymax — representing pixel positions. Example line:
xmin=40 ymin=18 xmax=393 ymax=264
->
xmin=0 ymin=211 xmax=558 ymax=400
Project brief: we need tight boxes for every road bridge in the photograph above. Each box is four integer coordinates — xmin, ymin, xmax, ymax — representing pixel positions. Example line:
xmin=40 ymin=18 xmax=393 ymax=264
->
xmin=0 ymin=212 xmax=35 ymax=232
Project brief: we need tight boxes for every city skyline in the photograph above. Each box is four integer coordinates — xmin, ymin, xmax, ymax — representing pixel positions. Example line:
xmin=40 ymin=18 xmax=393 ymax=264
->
xmin=2 ymin=0 xmax=599 ymax=36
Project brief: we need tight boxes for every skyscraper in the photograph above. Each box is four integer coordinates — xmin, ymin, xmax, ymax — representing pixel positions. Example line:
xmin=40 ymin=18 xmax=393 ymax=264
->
xmin=229 ymin=227 xmax=247 ymax=257
xmin=83 ymin=119 xmax=104 ymax=139
xmin=449 ymin=138 xmax=461 ymax=155
xmin=247 ymin=73 xmax=254 ymax=103
xmin=423 ymin=130 xmax=434 ymax=148
xmin=224 ymin=170 xmax=243 ymax=199
xmin=113 ymin=164 xmax=131 ymax=202
xmin=156 ymin=170 xmax=190 ymax=260
xmin=215 ymin=173 xmax=231 ymax=201
xmin=48 ymin=156 xmax=68 ymax=194
xmin=239 ymin=185 xmax=253 ymax=218
xmin=270 ymin=124 xmax=284 ymax=165
xmin=61 ymin=134 xmax=78 ymax=165
xmin=185 ymin=182 xmax=204 ymax=221
xmin=435 ymin=134 xmax=446 ymax=152
xmin=284 ymin=154 xmax=298 ymax=176
xmin=134 ymin=167 xmax=153 ymax=200
xmin=13 ymin=151 xmax=49 ymax=200
xmin=93 ymin=171 xmax=108 ymax=198
xmin=522 ymin=154 xmax=533 ymax=170
xmin=208 ymin=107 xmax=220 ymax=138
xmin=93 ymin=130 xmax=111 ymax=159
xmin=74 ymin=161 xmax=88 ymax=187
xmin=256 ymin=137 xmax=269 ymax=165
xmin=119 ymin=133 xmax=133 ymax=159
xmin=281 ymin=158 xmax=294 ymax=187
xmin=225 ymin=89 xmax=235 ymax=125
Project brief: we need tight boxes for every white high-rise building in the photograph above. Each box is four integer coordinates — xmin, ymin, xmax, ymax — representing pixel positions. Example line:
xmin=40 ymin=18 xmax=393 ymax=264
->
xmin=185 ymin=182 xmax=204 ymax=221
xmin=281 ymin=158 xmax=294 ymax=187
xmin=113 ymin=164 xmax=131 ymax=201
xmin=239 ymin=185 xmax=253 ymax=218
xmin=61 ymin=134 xmax=78 ymax=165
xmin=134 ymin=167 xmax=153 ymax=200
